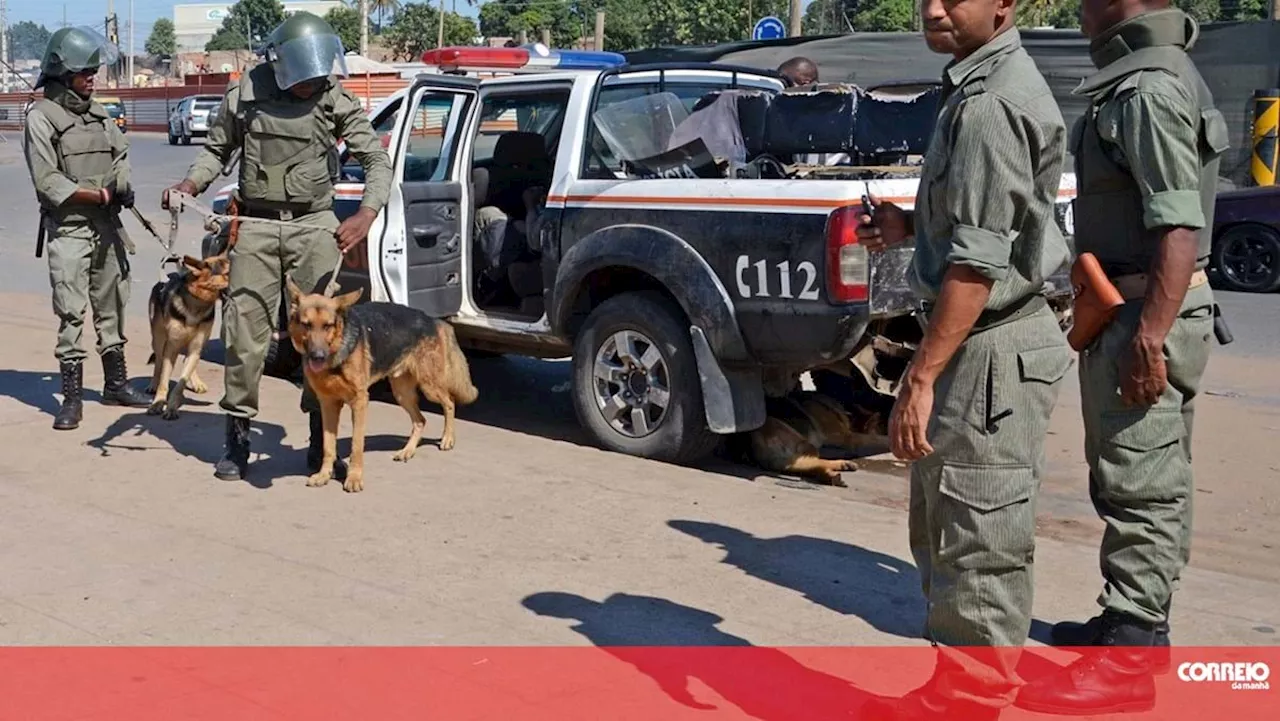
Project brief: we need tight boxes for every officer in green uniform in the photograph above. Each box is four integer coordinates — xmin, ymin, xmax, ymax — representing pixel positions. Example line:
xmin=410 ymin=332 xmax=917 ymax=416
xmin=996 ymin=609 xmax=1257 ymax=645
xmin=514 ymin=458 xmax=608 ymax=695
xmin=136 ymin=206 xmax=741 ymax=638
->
xmin=24 ymin=26 xmax=152 ymax=431
xmin=1015 ymin=2 xmax=1226 ymax=714
xmin=163 ymin=12 xmax=392 ymax=482
xmin=857 ymin=0 xmax=1072 ymax=717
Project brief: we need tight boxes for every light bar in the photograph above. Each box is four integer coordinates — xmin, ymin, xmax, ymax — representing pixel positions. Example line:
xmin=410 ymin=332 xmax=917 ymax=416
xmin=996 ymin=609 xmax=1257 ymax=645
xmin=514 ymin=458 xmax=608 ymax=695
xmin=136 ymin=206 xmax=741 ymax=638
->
xmin=421 ymin=45 xmax=626 ymax=73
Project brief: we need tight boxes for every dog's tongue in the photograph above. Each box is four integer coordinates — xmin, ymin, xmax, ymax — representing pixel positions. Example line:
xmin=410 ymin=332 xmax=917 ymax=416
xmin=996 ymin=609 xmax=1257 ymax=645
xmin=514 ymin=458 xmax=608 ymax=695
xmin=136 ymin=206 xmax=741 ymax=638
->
xmin=306 ymin=358 xmax=327 ymax=374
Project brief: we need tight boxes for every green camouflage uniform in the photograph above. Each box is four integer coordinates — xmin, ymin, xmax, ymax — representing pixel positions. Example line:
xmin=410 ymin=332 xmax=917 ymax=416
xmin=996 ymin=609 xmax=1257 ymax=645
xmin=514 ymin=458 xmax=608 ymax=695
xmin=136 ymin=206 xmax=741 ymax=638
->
xmin=906 ymin=27 xmax=1072 ymax=709
xmin=181 ymin=63 xmax=392 ymax=422
xmin=1068 ymin=8 xmax=1225 ymax=628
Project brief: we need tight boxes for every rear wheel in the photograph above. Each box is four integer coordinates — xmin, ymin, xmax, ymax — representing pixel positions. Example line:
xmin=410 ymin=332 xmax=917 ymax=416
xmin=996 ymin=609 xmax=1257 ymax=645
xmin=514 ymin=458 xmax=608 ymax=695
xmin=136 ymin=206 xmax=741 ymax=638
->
xmin=571 ymin=291 xmax=720 ymax=464
xmin=1212 ymin=224 xmax=1280 ymax=293
xmin=167 ymin=127 xmax=177 ymax=145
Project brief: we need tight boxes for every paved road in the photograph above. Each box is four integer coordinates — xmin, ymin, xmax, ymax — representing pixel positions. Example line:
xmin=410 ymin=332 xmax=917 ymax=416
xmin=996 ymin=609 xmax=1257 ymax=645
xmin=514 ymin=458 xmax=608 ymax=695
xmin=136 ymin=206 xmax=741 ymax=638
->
xmin=0 ymin=133 xmax=1276 ymax=647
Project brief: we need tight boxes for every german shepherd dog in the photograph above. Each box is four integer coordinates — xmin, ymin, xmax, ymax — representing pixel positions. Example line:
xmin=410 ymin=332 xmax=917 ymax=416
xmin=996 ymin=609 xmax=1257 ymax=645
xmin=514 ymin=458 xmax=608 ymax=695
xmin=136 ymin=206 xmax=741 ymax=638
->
xmin=145 ymin=254 xmax=231 ymax=420
xmin=733 ymin=386 xmax=885 ymax=487
xmin=285 ymin=278 xmax=479 ymax=493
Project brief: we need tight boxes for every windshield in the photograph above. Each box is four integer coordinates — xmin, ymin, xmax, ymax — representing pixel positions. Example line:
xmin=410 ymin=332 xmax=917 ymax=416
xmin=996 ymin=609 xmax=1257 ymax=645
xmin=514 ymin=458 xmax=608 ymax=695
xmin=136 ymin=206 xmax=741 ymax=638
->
xmin=102 ymin=102 xmax=123 ymax=117
xmin=194 ymin=99 xmax=221 ymax=112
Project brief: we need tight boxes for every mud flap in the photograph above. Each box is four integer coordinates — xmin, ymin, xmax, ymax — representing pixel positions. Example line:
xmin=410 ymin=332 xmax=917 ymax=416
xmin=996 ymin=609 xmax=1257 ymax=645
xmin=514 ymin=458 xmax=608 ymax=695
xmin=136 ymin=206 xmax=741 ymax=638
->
xmin=691 ymin=325 xmax=765 ymax=434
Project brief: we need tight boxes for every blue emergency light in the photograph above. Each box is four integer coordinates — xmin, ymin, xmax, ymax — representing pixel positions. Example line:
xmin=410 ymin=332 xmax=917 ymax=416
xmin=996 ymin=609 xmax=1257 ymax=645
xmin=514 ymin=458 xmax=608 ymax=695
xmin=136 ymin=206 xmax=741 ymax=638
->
xmin=421 ymin=45 xmax=626 ymax=72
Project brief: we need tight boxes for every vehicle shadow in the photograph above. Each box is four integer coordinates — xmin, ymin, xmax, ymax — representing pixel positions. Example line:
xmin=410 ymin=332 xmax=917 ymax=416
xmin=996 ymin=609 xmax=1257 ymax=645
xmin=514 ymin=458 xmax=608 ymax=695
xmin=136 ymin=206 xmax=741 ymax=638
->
xmin=667 ymin=520 xmax=927 ymax=640
xmin=521 ymin=590 xmax=887 ymax=719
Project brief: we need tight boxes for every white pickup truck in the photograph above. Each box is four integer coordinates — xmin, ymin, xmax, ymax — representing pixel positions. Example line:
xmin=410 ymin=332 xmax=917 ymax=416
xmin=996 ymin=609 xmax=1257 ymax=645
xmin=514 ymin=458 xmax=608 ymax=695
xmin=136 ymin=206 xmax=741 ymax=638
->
xmin=205 ymin=46 xmax=1077 ymax=466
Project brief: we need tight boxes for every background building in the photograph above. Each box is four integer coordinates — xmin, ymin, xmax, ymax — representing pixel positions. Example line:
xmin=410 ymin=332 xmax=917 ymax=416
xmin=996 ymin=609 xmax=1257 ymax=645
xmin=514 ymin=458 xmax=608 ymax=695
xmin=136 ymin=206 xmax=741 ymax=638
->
xmin=174 ymin=2 xmax=345 ymax=53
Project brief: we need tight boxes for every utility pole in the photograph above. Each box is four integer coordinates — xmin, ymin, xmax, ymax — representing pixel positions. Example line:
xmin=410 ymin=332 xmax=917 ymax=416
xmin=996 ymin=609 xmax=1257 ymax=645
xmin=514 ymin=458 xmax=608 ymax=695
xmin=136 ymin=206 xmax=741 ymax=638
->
xmin=359 ymin=0 xmax=369 ymax=56
xmin=1271 ymin=0 xmax=1279 ymax=21
xmin=1 ymin=0 xmax=8 ymax=94
xmin=788 ymin=0 xmax=802 ymax=37
xmin=594 ymin=10 xmax=605 ymax=52
xmin=437 ymin=0 xmax=445 ymax=49
xmin=107 ymin=0 xmax=114 ymax=85
xmin=540 ymin=28 xmax=550 ymax=47
xmin=128 ymin=0 xmax=134 ymax=87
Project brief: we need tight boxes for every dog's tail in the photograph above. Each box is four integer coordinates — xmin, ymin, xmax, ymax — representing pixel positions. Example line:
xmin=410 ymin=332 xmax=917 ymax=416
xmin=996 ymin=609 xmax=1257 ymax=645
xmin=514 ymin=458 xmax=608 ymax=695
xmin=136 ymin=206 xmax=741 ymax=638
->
xmin=441 ymin=323 xmax=479 ymax=405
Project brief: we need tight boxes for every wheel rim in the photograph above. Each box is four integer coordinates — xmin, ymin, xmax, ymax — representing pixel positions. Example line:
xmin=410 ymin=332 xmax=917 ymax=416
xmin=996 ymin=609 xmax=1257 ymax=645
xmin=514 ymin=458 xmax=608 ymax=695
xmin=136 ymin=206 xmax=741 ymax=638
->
xmin=591 ymin=329 xmax=671 ymax=439
xmin=1221 ymin=230 xmax=1278 ymax=288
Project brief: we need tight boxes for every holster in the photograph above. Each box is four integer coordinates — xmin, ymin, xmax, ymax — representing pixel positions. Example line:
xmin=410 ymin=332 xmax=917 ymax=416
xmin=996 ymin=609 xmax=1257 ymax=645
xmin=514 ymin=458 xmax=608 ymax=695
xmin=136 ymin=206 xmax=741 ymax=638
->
xmin=1067 ymin=252 xmax=1125 ymax=352
xmin=35 ymin=210 xmax=48 ymax=258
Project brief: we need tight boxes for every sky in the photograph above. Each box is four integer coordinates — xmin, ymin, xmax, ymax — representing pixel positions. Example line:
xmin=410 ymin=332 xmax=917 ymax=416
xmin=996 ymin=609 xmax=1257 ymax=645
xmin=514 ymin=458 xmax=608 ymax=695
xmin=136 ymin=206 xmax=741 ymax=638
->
xmin=3 ymin=0 xmax=819 ymax=56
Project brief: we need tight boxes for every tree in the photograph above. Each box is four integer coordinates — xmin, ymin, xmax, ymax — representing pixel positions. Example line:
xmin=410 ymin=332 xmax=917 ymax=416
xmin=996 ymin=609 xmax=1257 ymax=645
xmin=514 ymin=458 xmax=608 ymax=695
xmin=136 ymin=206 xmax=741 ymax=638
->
xmin=326 ymin=6 xmax=363 ymax=52
xmin=206 ymin=0 xmax=288 ymax=52
xmin=145 ymin=18 xmax=177 ymax=57
xmin=383 ymin=3 xmax=477 ymax=61
xmin=372 ymin=0 xmax=403 ymax=32
xmin=850 ymin=0 xmax=915 ymax=32
xmin=480 ymin=0 xmax=579 ymax=47
xmin=8 ymin=20 xmax=52 ymax=62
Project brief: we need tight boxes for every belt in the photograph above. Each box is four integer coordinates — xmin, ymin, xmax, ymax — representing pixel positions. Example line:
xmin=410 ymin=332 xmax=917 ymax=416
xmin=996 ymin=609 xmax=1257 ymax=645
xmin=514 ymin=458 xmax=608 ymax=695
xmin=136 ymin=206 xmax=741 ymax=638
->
xmin=923 ymin=293 xmax=1047 ymax=333
xmin=239 ymin=205 xmax=315 ymax=221
xmin=1111 ymin=269 xmax=1208 ymax=301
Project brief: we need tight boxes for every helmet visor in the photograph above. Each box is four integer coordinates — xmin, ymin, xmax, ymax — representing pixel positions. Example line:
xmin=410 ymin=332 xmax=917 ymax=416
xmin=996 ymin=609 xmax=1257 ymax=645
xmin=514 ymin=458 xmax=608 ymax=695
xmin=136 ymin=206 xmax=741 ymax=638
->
xmin=269 ymin=34 xmax=348 ymax=90
xmin=60 ymin=27 xmax=120 ymax=73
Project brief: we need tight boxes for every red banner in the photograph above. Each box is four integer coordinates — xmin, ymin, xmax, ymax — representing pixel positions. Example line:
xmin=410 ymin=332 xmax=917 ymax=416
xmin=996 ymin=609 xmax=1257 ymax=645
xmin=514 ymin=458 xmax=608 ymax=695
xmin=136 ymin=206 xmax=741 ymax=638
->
xmin=0 ymin=646 xmax=1273 ymax=720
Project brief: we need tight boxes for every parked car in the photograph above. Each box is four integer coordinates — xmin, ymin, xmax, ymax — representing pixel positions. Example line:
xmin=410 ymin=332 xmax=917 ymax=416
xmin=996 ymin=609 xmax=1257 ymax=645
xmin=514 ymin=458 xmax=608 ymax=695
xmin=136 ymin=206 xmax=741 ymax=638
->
xmin=1210 ymin=185 xmax=1280 ymax=293
xmin=167 ymin=94 xmax=223 ymax=145
xmin=98 ymin=96 xmax=127 ymax=133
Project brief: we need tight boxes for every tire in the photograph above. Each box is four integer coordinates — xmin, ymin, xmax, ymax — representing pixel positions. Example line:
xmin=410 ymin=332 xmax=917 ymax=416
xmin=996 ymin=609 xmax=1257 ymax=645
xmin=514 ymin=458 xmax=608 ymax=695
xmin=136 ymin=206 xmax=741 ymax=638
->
xmin=571 ymin=291 xmax=720 ymax=465
xmin=167 ymin=129 xmax=177 ymax=145
xmin=181 ymin=131 xmax=192 ymax=146
xmin=1212 ymin=224 xmax=1280 ymax=294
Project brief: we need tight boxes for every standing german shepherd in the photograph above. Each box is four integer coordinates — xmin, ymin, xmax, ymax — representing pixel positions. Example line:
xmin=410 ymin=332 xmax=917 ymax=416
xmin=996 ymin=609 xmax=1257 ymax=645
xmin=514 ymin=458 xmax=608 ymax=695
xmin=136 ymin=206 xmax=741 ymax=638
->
xmin=146 ymin=254 xmax=230 ymax=420
xmin=285 ymin=278 xmax=479 ymax=493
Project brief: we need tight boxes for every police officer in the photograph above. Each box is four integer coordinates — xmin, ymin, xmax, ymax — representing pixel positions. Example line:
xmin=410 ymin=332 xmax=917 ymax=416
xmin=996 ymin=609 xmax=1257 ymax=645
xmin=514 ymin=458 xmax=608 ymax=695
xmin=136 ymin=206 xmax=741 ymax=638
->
xmin=856 ymin=0 xmax=1072 ymax=717
xmin=162 ymin=12 xmax=392 ymax=482
xmin=24 ymin=26 xmax=152 ymax=431
xmin=1015 ymin=2 xmax=1225 ymax=714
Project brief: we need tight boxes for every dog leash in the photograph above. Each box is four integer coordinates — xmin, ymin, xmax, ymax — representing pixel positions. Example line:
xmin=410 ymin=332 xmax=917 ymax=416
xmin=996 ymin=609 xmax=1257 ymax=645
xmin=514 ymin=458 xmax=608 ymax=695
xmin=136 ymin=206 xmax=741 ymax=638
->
xmin=165 ymin=189 xmax=348 ymax=297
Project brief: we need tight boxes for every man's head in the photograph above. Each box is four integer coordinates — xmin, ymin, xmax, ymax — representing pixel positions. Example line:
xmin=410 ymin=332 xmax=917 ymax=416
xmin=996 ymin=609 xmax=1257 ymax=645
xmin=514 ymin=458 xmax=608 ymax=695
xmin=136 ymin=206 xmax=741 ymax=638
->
xmin=262 ymin=11 xmax=349 ymax=95
xmin=36 ymin=26 xmax=118 ymax=93
xmin=777 ymin=57 xmax=819 ymax=87
xmin=1080 ymin=0 xmax=1170 ymax=40
xmin=919 ymin=0 xmax=1017 ymax=59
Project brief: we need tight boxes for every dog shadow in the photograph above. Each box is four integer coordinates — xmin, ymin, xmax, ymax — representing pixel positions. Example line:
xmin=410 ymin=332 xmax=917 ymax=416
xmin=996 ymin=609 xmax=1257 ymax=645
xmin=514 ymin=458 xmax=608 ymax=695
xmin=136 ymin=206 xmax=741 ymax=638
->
xmin=84 ymin=409 xmax=293 ymax=490
xmin=667 ymin=520 xmax=926 ymax=640
xmin=522 ymin=591 xmax=886 ymax=719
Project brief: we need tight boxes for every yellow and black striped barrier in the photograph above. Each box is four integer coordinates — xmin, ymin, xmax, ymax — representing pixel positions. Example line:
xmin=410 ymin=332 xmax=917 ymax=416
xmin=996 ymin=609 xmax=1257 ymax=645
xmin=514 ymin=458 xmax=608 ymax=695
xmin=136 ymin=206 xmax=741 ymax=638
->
xmin=1253 ymin=88 xmax=1279 ymax=187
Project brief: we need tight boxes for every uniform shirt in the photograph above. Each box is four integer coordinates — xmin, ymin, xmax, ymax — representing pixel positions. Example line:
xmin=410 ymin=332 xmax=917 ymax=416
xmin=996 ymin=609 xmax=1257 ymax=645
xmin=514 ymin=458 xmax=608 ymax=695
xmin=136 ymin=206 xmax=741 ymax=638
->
xmin=185 ymin=76 xmax=393 ymax=215
xmin=23 ymin=103 xmax=131 ymax=211
xmin=908 ymin=28 xmax=1069 ymax=312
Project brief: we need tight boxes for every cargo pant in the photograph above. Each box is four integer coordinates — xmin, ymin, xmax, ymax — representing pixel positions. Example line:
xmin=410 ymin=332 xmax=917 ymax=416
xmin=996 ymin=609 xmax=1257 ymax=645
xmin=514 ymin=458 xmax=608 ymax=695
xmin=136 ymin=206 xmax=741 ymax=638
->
xmin=908 ymin=303 xmax=1071 ymax=708
xmin=1080 ymin=282 xmax=1214 ymax=626
xmin=46 ymin=220 xmax=131 ymax=364
xmin=220 ymin=210 xmax=340 ymax=419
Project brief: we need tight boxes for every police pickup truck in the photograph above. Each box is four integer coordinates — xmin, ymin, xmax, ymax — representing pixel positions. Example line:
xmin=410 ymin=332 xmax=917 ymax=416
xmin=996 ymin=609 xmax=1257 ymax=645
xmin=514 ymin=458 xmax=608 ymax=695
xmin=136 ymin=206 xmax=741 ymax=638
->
xmin=205 ymin=45 xmax=1077 ymax=466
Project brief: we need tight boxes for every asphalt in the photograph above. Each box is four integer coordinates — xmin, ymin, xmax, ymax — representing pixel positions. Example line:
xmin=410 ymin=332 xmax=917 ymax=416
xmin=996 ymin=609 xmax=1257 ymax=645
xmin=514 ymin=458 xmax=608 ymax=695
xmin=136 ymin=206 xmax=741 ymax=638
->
xmin=0 ymin=134 xmax=1276 ymax=649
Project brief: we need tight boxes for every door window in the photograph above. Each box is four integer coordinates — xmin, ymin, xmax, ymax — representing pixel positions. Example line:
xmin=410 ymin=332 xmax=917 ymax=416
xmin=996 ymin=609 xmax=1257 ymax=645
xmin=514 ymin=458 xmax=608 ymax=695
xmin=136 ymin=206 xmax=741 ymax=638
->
xmin=401 ymin=89 xmax=474 ymax=183
xmin=471 ymin=87 xmax=571 ymax=168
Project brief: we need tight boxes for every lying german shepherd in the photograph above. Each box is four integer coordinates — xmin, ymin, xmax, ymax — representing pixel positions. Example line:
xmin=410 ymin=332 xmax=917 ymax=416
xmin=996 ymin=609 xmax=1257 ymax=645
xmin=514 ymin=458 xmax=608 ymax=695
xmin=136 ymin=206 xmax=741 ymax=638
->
xmin=145 ymin=254 xmax=230 ymax=420
xmin=285 ymin=278 xmax=479 ymax=493
xmin=736 ymin=389 xmax=885 ymax=486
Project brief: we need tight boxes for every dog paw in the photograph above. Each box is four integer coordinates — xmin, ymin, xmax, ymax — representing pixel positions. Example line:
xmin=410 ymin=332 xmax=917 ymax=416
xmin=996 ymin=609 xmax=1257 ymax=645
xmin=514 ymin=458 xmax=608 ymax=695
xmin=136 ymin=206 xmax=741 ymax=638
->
xmin=146 ymin=401 xmax=166 ymax=416
xmin=162 ymin=407 xmax=180 ymax=421
xmin=342 ymin=472 xmax=364 ymax=493
xmin=839 ymin=460 xmax=859 ymax=473
xmin=306 ymin=471 xmax=331 ymax=488
xmin=391 ymin=448 xmax=416 ymax=462
xmin=438 ymin=436 xmax=455 ymax=452
xmin=185 ymin=379 xmax=208 ymax=394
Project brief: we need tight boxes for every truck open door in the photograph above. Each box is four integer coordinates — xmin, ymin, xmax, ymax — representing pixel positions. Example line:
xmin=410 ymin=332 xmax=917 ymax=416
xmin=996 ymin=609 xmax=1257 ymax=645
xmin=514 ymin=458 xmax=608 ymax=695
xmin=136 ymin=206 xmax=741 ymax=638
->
xmin=375 ymin=75 xmax=480 ymax=318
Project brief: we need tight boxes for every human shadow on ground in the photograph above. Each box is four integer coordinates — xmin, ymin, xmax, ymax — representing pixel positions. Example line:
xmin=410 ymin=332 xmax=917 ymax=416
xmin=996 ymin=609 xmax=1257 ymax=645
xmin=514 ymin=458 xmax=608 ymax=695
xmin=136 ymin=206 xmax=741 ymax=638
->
xmin=0 ymin=368 xmax=107 ymax=419
xmin=667 ymin=520 xmax=926 ymax=640
xmin=522 ymin=591 xmax=886 ymax=720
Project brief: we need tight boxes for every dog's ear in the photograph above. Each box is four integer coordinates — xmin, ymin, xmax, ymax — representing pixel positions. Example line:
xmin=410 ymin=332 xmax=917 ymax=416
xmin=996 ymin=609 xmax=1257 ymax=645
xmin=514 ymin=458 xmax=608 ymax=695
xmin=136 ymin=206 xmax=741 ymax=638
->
xmin=285 ymin=276 xmax=304 ymax=312
xmin=335 ymin=287 xmax=364 ymax=312
xmin=182 ymin=255 xmax=207 ymax=272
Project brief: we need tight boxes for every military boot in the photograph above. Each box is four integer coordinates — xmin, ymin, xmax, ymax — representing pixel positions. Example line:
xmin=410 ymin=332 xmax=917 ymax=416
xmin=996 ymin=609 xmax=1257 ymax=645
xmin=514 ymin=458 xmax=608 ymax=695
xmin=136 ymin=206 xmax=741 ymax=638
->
xmin=100 ymin=349 xmax=153 ymax=407
xmin=305 ymin=412 xmax=347 ymax=478
xmin=1051 ymin=602 xmax=1172 ymax=675
xmin=215 ymin=415 xmax=252 ymax=481
xmin=1016 ymin=611 xmax=1157 ymax=715
xmin=53 ymin=361 xmax=84 ymax=431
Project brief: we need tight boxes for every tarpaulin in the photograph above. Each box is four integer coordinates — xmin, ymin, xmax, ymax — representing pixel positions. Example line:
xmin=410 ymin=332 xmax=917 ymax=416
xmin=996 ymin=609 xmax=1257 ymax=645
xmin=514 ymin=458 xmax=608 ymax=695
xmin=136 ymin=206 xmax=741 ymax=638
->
xmin=623 ymin=21 xmax=1280 ymax=186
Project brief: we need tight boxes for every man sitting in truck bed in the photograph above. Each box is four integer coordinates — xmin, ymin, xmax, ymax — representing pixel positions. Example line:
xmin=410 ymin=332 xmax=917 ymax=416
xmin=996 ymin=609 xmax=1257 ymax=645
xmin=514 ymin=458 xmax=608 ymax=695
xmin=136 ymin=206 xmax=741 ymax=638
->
xmin=473 ymin=131 xmax=551 ymax=315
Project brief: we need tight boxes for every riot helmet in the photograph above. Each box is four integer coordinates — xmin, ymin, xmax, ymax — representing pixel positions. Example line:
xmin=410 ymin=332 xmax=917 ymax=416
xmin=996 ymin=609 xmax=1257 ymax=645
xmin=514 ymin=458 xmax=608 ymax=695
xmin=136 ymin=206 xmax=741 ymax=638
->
xmin=261 ymin=12 xmax=349 ymax=91
xmin=35 ymin=26 xmax=120 ymax=89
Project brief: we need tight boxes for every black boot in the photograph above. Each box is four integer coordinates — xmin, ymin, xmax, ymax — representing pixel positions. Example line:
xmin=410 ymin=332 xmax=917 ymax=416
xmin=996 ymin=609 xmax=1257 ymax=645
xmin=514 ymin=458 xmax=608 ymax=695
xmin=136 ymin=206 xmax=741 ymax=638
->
xmin=305 ymin=411 xmax=347 ymax=478
xmin=214 ymin=415 xmax=251 ymax=481
xmin=53 ymin=361 xmax=84 ymax=431
xmin=1051 ymin=608 xmax=1171 ymax=674
xmin=100 ymin=349 xmax=152 ymax=407
xmin=1017 ymin=611 xmax=1157 ymax=715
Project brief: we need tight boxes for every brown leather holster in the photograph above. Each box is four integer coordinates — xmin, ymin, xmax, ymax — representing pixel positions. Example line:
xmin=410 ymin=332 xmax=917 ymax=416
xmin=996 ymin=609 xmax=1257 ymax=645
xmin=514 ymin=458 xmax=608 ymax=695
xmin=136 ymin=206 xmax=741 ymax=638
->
xmin=1066 ymin=252 xmax=1125 ymax=352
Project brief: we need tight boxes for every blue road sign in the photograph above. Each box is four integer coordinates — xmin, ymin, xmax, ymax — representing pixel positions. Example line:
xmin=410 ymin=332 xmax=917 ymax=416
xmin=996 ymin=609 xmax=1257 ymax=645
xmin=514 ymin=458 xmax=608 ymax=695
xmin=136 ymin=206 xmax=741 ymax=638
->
xmin=752 ymin=16 xmax=786 ymax=41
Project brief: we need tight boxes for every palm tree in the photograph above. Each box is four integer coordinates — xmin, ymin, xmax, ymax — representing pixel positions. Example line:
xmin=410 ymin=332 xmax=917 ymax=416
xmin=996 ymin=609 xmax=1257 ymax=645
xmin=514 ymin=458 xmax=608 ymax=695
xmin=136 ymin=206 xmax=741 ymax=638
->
xmin=371 ymin=0 xmax=402 ymax=32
